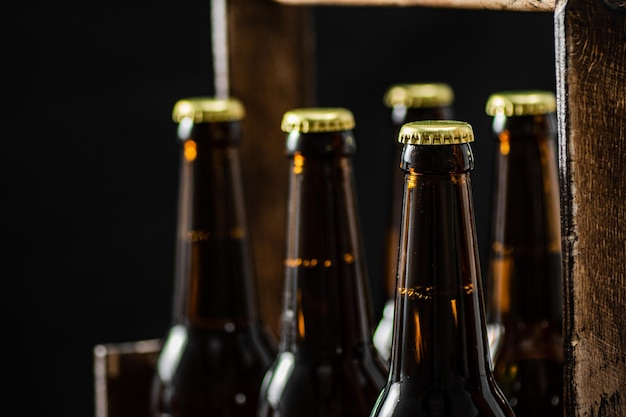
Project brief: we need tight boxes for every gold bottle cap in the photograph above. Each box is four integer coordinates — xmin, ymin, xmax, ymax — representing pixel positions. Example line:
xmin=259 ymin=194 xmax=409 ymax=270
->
xmin=485 ymin=91 xmax=556 ymax=116
xmin=383 ymin=83 xmax=454 ymax=108
xmin=399 ymin=120 xmax=474 ymax=145
xmin=172 ymin=97 xmax=245 ymax=123
xmin=281 ymin=108 xmax=355 ymax=133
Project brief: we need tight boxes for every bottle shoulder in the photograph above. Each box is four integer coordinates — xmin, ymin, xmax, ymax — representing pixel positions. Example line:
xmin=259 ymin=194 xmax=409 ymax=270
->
xmin=371 ymin=381 xmax=514 ymax=417
xmin=151 ymin=323 xmax=276 ymax=416
xmin=496 ymin=322 xmax=564 ymax=362
xmin=157 ymin=323 xmax=276 ymax=365
xmin=265 ymin=347 xmax=388 ymax=378
xmin=258 ymin=349 xmax=388 ymax=416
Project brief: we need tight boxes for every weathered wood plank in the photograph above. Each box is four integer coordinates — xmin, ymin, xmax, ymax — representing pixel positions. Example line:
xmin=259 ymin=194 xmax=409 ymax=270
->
xmin=229 ymin=0 xmax=316 ymax=337
xmin=555 ymin=0 xmax=626 ymax=415
xmin=274 ymin=0 xmax=555 ymax=12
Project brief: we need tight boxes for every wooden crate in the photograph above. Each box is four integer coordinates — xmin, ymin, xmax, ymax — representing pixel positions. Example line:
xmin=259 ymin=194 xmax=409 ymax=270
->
xmin=228 ymin=1 xmax=626 ymax=416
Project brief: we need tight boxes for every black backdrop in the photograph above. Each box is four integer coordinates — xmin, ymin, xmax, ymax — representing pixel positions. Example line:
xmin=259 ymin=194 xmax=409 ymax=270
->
xmin=2 ymin=3 xmax=555 ymax=416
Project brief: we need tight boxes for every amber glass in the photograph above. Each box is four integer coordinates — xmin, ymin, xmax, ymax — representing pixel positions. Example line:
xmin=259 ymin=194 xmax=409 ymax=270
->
xmin=374 ymin=83 xmax=455 ymax=361
xmin=150 ymin=98 xmax=277 ymax=417
xmin=485 ymin=91 xmax=564 ymax=417
xmin=370 ymin=121 xmax=515 ymax=417
xmin=257 ymin=108 xmax=388 ymax=417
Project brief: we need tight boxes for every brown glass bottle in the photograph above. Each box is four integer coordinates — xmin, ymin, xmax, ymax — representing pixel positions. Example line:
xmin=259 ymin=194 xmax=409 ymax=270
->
xmin=257 ymin=108 xmax=389 ymax=417
xmin=150 ymin=98 xmax=277 ymax=417
xmin=374 ymin=83 xmax=455 ymax=361
xmin=369 ymin=121 xmax=515 ymax=417
xmin=484 ymin=91 xmax=564 ymax=417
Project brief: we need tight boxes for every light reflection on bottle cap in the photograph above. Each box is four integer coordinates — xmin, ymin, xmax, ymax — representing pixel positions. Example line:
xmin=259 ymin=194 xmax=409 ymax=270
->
xmin=172 ymin=97 xmax=245 ymax=123
xmin=399 ymin=120 xmax=474 ymax=145
xmin=281 ymin=108 xmax=355 ymax=133
xmin=485 ymin=91 xmax=556 ymax=116
xmin=384 ymin=83 xmax=454 ymax=108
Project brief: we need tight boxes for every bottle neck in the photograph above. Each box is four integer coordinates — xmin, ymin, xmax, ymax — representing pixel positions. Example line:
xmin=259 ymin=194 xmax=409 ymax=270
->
xmin=279 ymin=131 xmax=375 ymax=356
xmin=389 ymin=143 xmax=493 ymax=388
xmin=384 ymin=106 xmax=455 ymax=298
xmin=486 ymin=113 xmax=563 ymax=327
xmin=172 ymin=121 xmax=259 ymax=328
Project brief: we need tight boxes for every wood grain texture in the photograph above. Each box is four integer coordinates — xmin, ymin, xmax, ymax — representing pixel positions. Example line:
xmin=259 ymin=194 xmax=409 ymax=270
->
xmin=555 ymin=0 xmax=626 ymax=415
xmin=274 ymin=0 xmax=555 ymax=12
xmin=229 ymin=0 xmax=316 ymax=337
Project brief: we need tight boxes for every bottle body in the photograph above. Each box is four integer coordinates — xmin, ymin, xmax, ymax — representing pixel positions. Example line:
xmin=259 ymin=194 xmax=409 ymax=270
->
xmin=374 ymin=83 xmax=455 ymax=361
xmin=257 ymin=109 xmax=388 ymax=417
xmin=151 ymin=99 xmax=276 ymax=417
xmin=485 ymin=92 xmax=564 ymax=417
xmin=370 ymin=121 xmax=515 ymax=417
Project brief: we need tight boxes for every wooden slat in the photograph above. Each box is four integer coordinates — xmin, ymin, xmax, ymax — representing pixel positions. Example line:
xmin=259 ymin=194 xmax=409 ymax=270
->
xmin=273 ymin=0 xmax=555 ymax=12
xmin=228 ymin=0 xmax=316 ymax=337
xmin=555 ymin=0 xmax=626 ymax=415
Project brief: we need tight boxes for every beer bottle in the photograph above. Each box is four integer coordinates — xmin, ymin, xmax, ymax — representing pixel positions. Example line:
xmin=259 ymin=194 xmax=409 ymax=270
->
xmin=484 ymin=91 xmax=564 ymax=417
xmin=150 ymin=97 xmax=277 ymax=417
xmin=369 ymin=121 xmax=515 ymax=417
xmin=257 ymin=108 xmax=389 ymax=417
xmin=374 ymin=83 xmax=455 ymax=361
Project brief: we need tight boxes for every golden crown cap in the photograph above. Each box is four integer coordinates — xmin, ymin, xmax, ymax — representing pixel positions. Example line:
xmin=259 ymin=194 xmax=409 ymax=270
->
xmin=172 ymin=97 xmax=245 ymax=123
xmin=399 ymin=120 xmax=474 ymax=145
xmin=281 ymin=108 xmax=355 ymax=133
xmin=384 ymin=83 xmax=454 ymax=108
xmin=485 ymin=91 xmax=557 ymax=116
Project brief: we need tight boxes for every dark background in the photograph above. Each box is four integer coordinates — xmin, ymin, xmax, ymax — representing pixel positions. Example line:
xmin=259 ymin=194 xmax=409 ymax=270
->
xmin=2 ymin=3 xmax=555 ymax=416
